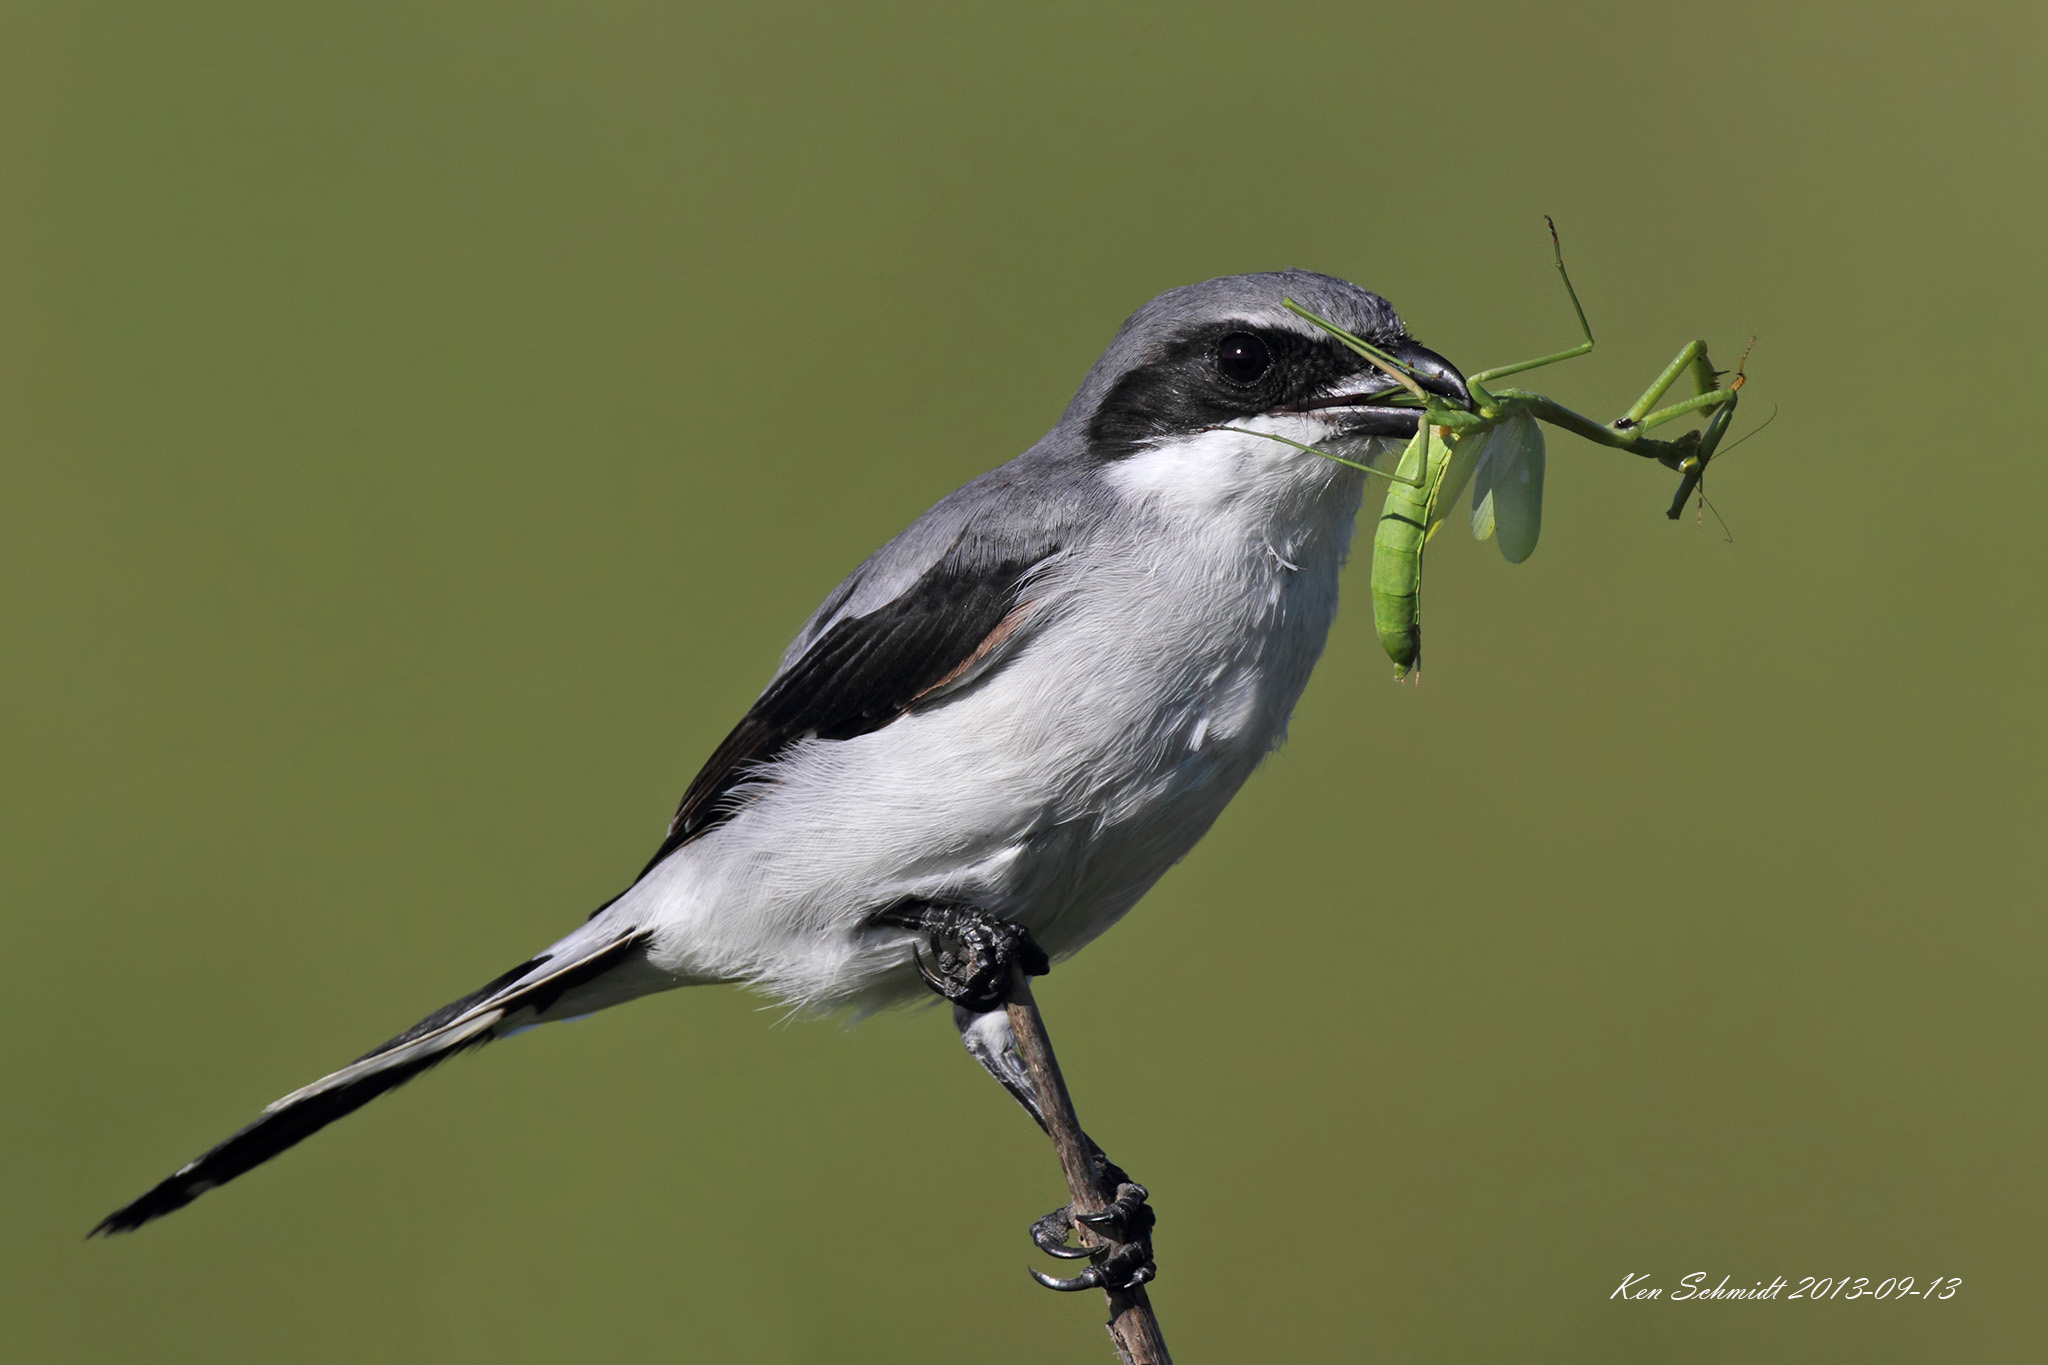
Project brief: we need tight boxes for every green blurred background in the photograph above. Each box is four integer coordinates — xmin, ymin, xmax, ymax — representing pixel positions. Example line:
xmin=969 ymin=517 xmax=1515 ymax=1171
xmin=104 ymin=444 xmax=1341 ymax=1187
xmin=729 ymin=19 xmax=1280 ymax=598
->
xmin=5 ymin=1 xmax=2043 ymax=1360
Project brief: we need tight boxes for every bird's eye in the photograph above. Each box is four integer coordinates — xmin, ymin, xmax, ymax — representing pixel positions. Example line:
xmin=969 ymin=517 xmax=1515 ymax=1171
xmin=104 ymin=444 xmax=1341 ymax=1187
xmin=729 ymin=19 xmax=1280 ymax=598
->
xmin=1215 ymin=332 xmax=1271 ymax=385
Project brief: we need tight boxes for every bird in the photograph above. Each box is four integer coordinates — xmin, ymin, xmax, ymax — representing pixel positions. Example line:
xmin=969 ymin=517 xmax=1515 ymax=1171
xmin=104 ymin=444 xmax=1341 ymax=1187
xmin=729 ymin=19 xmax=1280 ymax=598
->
xmin=92 ymin=268 xmax=1470 ymax=1282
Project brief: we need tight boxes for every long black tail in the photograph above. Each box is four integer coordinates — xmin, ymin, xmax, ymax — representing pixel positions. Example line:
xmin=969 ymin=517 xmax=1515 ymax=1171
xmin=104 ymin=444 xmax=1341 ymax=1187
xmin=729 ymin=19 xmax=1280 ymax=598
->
xmin=91 ymin=929 xmax=648 ymax=1236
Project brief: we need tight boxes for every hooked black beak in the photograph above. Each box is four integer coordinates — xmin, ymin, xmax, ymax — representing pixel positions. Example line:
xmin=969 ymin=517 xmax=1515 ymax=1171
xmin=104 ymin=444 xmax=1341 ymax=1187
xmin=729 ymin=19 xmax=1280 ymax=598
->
xmin=1381 ymin=338 xmax=1471 ymax=409
xmin=1275 ymin=337 xmax=1472 ymax=436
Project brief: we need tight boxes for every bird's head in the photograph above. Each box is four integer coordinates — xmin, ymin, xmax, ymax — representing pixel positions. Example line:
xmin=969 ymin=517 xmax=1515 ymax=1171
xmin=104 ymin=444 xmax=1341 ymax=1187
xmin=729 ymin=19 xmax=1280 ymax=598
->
xmin=1061 ymin=269 xmax=1468 ymax=472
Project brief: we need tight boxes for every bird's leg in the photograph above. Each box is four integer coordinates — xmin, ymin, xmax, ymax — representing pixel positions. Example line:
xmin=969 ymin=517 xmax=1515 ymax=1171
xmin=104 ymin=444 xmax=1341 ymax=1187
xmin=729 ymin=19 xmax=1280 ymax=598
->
xmin=955 ymin=1004 xmax=1157 ymax=1293
xmin=876 ymin=902 xmax=1050 ymax=1014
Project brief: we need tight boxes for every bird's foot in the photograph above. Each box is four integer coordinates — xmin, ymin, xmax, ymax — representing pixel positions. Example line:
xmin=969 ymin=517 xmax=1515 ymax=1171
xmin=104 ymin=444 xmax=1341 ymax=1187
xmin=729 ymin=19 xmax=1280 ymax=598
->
xmin=887 ymin=904 xmax=1049 ymax=1013
xmin=1028 ymin=1159 xmax=1156 ymax=1292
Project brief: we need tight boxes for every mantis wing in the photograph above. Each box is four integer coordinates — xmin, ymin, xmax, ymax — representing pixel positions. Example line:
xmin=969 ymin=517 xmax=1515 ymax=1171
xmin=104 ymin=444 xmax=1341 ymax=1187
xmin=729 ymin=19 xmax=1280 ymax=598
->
xmin=1426 ymin=425 xmax=1485 ymax=534
xmin=1469 ymin=409 xmax=1545 ymax=563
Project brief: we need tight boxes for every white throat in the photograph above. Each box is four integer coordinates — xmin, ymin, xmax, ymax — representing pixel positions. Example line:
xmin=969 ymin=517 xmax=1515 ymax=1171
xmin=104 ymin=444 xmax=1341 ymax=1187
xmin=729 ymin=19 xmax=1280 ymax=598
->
xmin=1106 ymin=414 xmax=1385 ymax=543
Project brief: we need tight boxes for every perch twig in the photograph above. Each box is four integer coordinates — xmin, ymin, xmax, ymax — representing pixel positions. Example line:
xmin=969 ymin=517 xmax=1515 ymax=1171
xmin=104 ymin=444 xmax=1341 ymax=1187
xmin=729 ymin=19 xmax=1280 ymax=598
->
xmin=1005 ymin=973 xmax=1171 ymax=1365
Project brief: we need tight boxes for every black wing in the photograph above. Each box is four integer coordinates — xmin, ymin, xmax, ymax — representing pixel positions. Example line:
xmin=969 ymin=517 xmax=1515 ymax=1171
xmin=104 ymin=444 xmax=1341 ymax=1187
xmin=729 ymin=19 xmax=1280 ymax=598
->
xmin=638 ymin=534 xmax=1057 ymax=878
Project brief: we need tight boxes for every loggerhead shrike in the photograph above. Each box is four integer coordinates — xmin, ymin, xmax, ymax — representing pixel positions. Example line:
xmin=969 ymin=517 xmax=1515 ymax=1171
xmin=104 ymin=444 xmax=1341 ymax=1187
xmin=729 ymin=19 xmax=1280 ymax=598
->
xmin=94 ymin=269 xmax=1470 ymax=1285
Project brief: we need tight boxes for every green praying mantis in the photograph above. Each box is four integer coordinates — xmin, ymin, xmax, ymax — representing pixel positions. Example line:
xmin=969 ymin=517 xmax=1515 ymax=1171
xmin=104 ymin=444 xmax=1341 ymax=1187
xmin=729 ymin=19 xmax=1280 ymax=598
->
xmin=1258 ymin=221 xmax=1748 ymax=679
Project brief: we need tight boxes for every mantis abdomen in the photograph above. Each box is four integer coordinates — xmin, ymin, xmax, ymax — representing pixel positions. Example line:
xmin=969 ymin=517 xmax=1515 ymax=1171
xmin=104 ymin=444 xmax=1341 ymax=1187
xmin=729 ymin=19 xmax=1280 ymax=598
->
xmin=1370 ymin=425 xmax=1454 ymax=679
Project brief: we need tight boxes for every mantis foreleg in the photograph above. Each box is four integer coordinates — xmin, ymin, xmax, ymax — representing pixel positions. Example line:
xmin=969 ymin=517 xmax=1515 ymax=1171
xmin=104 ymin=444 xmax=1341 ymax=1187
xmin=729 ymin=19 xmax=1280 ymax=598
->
xmin=1663 ymin=364 xmax=1744 ymax=519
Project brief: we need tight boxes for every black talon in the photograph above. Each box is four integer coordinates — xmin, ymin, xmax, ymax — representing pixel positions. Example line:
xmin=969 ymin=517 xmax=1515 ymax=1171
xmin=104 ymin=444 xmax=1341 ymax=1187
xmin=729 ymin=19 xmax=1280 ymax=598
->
xmin=1074 ymin=1182 xmax=1154 ymax=1241
xmin=1031 ymin=1207 xmax=1092 ymax=1260
xmin=1028 ymin=1241 xmax=1155 ymax=1294
xmin=910 ymin=943 xmax=947 ymax=995
xmin=1075 ymin=1184 xmax=1144 ymax=1228
xmin=1031 ymin=1264 xmax=1105 ymax=1293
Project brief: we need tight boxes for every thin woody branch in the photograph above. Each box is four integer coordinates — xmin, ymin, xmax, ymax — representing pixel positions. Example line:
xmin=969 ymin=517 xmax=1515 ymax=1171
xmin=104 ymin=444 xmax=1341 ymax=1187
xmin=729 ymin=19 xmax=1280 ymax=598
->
xmin=1005 ymin=973 xmax=1172 ymax=1365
